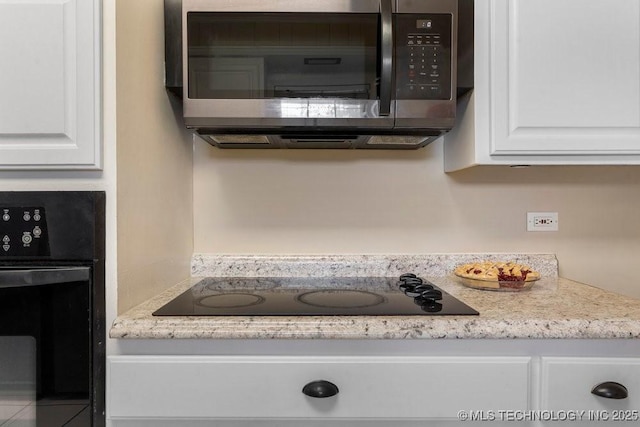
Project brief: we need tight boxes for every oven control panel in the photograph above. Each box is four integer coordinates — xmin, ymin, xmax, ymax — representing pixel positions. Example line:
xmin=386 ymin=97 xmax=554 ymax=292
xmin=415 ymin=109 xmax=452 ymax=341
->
xmin=395 ymin=14 xmax=452 ymax=100
xmin=0 ymin=206 xmax=49 ymax=257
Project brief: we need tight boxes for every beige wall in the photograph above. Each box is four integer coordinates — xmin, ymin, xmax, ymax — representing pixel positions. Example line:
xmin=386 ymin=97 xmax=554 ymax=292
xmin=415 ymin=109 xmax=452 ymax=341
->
xmin=112 ymin=0 xmax=640 ymax=304
xmin=193 ymin=139 xmax=640 ymax=298
xmin=116 ymin=0 xmax=193 ymax=313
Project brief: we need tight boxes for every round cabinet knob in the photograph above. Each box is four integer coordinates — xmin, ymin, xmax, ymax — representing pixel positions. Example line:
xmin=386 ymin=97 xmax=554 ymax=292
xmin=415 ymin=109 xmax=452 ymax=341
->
xmin=591 ymin=381 xmax=628 ymax=399
xmin=302 ymin=380 xmax=339 ymax=398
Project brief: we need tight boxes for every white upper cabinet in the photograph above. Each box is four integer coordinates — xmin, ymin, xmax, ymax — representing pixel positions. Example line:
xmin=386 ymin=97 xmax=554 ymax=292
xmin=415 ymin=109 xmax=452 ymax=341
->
xmin=0 ymin=0 xmax=101 ymax=170
xmin=445 ymin=0 xmax=640 ymax=171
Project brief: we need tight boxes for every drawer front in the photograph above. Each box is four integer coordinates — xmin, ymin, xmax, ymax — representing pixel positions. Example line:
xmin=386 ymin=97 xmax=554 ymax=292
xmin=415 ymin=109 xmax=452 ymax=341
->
xmin=542 ymin=357 xmax=640 ymax=411
xmin=108 ymin=356 xmax=531 ymax=419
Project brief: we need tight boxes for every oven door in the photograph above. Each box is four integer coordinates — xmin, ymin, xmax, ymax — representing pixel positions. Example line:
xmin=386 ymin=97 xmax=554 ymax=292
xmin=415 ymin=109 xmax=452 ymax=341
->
xmin=0 ymin=266 xmax=92 ymax=427
xmin=182 ymin=0 xmax=395 ymax=129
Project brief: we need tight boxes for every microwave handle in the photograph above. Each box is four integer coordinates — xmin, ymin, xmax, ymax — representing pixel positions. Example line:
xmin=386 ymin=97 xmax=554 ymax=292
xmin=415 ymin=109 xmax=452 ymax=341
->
xmin=379 ymin=0 xmax=393 ymax=116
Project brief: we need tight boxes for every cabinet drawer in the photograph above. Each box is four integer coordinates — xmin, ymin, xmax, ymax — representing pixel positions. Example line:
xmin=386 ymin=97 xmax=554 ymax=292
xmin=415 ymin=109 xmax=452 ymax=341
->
xmin=108 ymin=356 xmax=531 ymax=419
xmin=542 ymin=357 xmax=640 ymax=411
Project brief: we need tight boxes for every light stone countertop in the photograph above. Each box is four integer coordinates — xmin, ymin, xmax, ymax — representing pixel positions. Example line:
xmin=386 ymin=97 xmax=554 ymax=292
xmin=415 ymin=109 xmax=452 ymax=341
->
xmin=110 ymin=254 xmax=640 ymax=340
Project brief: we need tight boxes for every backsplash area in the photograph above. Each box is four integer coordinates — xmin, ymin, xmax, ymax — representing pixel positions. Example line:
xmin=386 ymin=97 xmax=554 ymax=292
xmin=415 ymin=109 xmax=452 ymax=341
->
xmin=193 ymin=140 xmax=640 ymax=298
xmin=191 ymin=254 xmax=558 ymax=279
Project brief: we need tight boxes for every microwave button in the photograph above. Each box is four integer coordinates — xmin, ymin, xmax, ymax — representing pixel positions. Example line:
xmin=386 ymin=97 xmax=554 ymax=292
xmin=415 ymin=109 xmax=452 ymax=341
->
xmin=419 ymin=85 xmax=441 ymax=97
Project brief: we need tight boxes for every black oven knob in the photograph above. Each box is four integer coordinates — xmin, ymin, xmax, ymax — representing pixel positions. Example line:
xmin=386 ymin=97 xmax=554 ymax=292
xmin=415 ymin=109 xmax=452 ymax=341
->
xmin=402 ymin=282 xmax=423 ymax=291
xmin=421 ymin=301 xmax=443 ymax=313
xmin=399 ymin=282 xmax=412 ymax=292
xmin=399 ymin=279 xmax=423 ymax=292
xmin=400 ymin=278 xmax=423 ymax=287
xmin=403 ymin=283 xmax=429 ymax=296
xmin=421 ymin=289 xmax=443 ymax=301
xmin=404 ymin=288 xmax=423 ymax=298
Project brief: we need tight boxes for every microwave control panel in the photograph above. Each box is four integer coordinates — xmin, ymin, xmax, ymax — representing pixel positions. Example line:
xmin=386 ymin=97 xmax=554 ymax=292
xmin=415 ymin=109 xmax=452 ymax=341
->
xmin=0 ymin=207 xmax=49 ymax=257
xmin=394 ymin=14 xmax=452 ymax=100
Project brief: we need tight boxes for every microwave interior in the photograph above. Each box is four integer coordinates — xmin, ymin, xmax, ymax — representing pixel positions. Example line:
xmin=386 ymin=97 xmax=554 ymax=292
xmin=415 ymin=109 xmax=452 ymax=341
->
xmin=185 ymin=12 xmax=451 ymax=102
xmin=187 ymin=12 xmax=380 ymax=101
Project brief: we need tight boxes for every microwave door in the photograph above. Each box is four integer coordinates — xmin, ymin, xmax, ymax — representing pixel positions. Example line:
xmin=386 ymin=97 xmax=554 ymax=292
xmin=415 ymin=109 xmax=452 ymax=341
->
xmin=182 ymin=0 xmax=396 ymax=129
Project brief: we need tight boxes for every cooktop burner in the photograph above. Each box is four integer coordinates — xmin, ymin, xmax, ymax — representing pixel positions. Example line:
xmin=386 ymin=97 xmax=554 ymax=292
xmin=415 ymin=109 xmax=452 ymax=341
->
xmin=296 ymin=290 xmax=386 ymax=309
xmin=152 ymin=275 xmax=478 ymax=316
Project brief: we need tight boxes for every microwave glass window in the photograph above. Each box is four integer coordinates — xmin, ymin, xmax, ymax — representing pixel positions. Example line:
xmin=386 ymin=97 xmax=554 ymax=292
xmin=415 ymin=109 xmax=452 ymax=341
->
xmin=187 ymin=13 xmax=379 ymax=100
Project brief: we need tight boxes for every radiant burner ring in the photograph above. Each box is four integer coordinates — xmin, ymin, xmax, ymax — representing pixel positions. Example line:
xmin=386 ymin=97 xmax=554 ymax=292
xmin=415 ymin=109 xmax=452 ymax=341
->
xmin=295 ymin=289 xmax=386 ymax=309
xmin=196 ymin=293 xmax=265 ymax=309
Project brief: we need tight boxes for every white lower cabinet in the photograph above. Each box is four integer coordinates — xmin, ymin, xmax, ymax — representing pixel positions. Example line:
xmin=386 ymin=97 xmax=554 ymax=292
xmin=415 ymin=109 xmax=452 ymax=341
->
xmin=541 ymin=357 xmax=640 ymax=421
xmin=108 ymin=355 xmax=531 ymax=423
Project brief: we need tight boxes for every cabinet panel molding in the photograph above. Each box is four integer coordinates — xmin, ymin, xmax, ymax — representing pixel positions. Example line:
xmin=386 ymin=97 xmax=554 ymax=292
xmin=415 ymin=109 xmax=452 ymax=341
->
xmin=0 ymin=0 xmax=101 ymax=169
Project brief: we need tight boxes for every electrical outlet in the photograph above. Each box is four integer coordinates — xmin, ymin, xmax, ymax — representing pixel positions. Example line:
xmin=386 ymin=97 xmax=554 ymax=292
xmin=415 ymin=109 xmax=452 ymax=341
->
xmin=527 ymin=212 xmax=559 ymax=232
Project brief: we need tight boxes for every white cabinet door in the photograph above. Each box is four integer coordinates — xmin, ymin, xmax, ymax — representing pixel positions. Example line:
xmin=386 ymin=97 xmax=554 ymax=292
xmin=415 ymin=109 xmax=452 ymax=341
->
xmin=491 ymin=0 xmax=640 ymax=156
xmin=444 ymin=0 xmax=640 ymax=170
xmin=541 ymin=357 xmax=640 ymax=425
xmin=0 ymin=0 xmax=101 ymax=169
xmin=108 ymin=355 xmax=531 ymax=420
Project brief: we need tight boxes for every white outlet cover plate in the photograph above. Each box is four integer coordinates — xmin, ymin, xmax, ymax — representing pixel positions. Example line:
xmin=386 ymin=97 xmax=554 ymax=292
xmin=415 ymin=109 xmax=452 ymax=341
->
xmin=527 ymin=212 xmax=559 ymax=232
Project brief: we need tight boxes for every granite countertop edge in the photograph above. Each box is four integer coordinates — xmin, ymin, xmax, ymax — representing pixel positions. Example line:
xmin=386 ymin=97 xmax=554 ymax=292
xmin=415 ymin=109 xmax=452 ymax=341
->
xmin=109 ymin=317 xmax=640 ymax=340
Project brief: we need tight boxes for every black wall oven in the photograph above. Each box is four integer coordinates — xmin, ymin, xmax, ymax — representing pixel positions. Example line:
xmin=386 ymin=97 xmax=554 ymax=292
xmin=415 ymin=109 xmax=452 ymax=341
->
xmin=0 ymin=192 xmax=105 ymax=427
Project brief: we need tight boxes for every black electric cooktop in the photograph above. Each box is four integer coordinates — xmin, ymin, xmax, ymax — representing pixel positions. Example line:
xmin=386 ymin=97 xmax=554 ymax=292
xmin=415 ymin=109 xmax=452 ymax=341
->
xmin=152 ymin=275 xmax=478 ymax=316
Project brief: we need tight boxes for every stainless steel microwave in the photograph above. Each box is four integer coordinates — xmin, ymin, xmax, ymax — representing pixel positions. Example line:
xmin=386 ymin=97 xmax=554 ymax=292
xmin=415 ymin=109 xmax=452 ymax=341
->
xmin=165 ymin=0 xmax=473 ymax=149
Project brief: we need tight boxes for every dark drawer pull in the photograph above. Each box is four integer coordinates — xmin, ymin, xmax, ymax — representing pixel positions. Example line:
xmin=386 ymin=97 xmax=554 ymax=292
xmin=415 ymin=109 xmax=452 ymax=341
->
xmin=302 ymin=380 xmax=339 ymax=398
xmin=591 ymin=381 xmax=628 ymax=399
